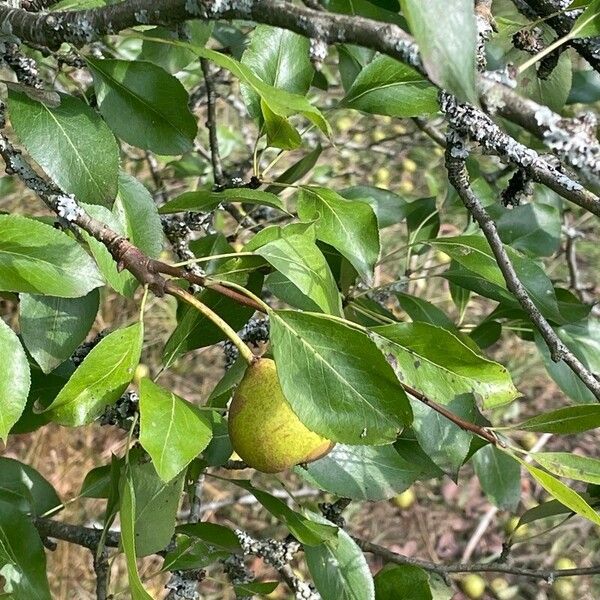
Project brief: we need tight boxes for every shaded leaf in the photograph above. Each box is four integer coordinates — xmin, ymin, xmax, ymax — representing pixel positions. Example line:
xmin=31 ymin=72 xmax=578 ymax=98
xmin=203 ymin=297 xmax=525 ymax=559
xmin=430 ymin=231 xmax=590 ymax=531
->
xmin=473 ymin=445 xmax=521 ymax=510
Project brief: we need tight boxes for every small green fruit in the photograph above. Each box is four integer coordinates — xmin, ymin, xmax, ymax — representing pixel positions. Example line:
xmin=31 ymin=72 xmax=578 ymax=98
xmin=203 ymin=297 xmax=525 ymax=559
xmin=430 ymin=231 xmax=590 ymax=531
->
xmin=228 ymin=358 xmax=334 ymax=473
xmin=133 ymin=363 xmax=150 ymax=385
xmin=504 ymin=516 xmax=529 ymax=541
xmin=460 ymin=574 xmax=486 ymax=600
xmin=392 ymin=488 xmax=415 ymax=510
xmin=520 ymin=432 xmax=538 ymax=450
xmin=554 ymin=557 xmax=577 ymax=571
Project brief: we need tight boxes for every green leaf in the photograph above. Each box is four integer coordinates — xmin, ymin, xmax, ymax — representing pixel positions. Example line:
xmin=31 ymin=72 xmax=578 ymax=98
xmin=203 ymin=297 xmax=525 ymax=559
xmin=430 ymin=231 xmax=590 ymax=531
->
xmin=409 ymin=394 xmax=475 ymax=478
xmin=234 ymin=581 xmax=279 ymax=596
xmin=129 ymin=451 xmax=186 ymax=556
xmin=0 ymin=318 xmax=30 ymax=441
xmin=139 ymin=378 xmax=212 ymax=482
xmin=297 ymin=187 xmax=380 ymax=282
xmin=241 ymin=25 xmax=313 ymax=120
xmin=271 ymin=310 xmax=411 ymax=445
xmin=431 ymin=235 xmax=579 ymax=325
xmin=261 ymin=97 xmax=303 ymax=149
xmin=341 ymin=186 xmax=408 ymax=228
xmin=264 ymin=145 xmax=322 ymax=194
xmin=371 ymin=322 xmax=519 ymax=408
xmin=520 ymin=460 xmax=600 ymax=526
xmin=179 ymin=43 xmax=329 ymax=136
xmin=0 ymin=457 xmax=60 ymax=516
xmin=400 ymin=0 xmax=478 ymax=104
xmin=120 ymin=475 xmax=154 ymax=600
xmin=227 ymin=479 xmax=337 ymax=546
xmin=472 ymin=445 xmax=521 ymax=510
xmin=20 ymin=291 xmax=99 ymax=374
xmin=7 ymin=90 xmax=119 ymax=206
xmin=296 ymin=444 xmax=423 ymax=501
xmin=0 ymin=501 xmax=51 ymax=600
xmin=87 ymin=57 xmax=197 ymax=154
xmin=535 ymin=319 xmax=600 ymax=404
xmin=374 ymin=564 xmax=432 ymax=600
xmin=0 ymin=214 xmax=104 ymax=297
xmin=572 ymin=0 xmax=600 ymax=38
xmin=159 ymin=187 xmax=285 ymax=214
xmin=513 ymin=405 xmax=600 ymax=434
xmin=342 ymin=56 xmax=438 ymax=117
xmin=492 ymin=203 xmax=561 ymax=257
xmin=256 ymin=227 xmax=342 ymax=316
xmin=176 ymin=522 xmax=241 ymax=553
xmin=44 ymin=322 xmax=143 ymax=426
xmin=395 ymin=293 xmax=455 ymax=329
xmin=304 ymin=512 xmax=375 ymax=600
xmin=533 ymin=452 xmax=600 ymax=485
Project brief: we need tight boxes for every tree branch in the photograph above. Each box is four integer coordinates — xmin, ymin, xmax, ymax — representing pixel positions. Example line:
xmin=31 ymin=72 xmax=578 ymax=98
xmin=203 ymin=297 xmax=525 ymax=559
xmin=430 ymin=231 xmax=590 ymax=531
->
xmin=0 ymin=0 xmax=598 ymax=212
xmin=356 ymin=537 xmax=600 ymax=579
xmin=200 ymin=57 xmax=225 ymax=189
xmin=445 ymin=132 xmax=600 ymax=401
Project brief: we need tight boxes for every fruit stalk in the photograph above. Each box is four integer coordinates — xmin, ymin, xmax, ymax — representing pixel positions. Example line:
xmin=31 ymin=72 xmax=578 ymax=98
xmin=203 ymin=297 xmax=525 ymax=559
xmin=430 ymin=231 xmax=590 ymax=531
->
xmin=166 ymin=283 xmax=256 ymax=364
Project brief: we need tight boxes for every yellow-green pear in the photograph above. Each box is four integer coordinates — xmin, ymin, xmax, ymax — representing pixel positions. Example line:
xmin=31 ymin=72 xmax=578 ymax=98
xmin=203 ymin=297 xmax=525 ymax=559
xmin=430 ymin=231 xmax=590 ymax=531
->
xmin=228 ymin=358 xmax=334 ymax=473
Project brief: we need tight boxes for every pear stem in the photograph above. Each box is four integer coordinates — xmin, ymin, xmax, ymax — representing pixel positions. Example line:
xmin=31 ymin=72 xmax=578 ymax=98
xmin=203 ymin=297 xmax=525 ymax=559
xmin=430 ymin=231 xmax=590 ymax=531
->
xmin=166 ymin=283 xmax=256 ymax=364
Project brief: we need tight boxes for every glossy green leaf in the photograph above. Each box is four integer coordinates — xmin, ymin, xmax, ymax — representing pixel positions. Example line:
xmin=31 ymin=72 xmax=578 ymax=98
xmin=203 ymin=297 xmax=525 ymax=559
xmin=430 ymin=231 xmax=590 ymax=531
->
xmin=0 ymin=457 xmax=60 ymax=516
xmin=139 ymin=378 xmax=212 ymax=482
xmin=409 ymin=394 xmax=475 ymax=478
xmin=256 ymin=228 xmax=342 ymax=316
xmin=120 ymin=475 xmax=154 ymax=600
xmin=8 ymin=90 xmax=119 ymax=206
xmin=520 ymin=460 xmax=600 ymax=526
xmin=87 ymin=57 xmax=197 ymax=154
xmin=374 ymin=564 xmax=432 ymax=600
xmin=535 ymin=320 xmax=600 ymax=404
xmin=400 ymin=0 xmax=478 ymax=104
xmin=159 ymin=187 xmax=284 ymax=214
xmin=271 ymin=310 xmax=411 ymax=445
xmin=297 ymin=187 xmax=380 ymax=282
xmin=189 ymin=45 xmax=329 ymax=135
xmin=305 ymin=512 xmax=375 ymax=600
xmin=129 ymin=452 xmax=186 ymax=556
xmin=44 ymin=322 xmax=143 ymax=426
xmin=431 ymin=235 xmax=580 ymax=325
xmin=176 ymin=522 xmax=241 ymax=553
xmin=371 ymin=322 xmax=519 ymax=408
xmin=492 ymin=203 xmax=561 ymax=257
xmin=395 ymin=293 xmax=455 ymax=329
xmin=241 ymin=25 xmax=313 ymax=120
xmin=228 ymin=479 xmax=337 ymax=546
xmin=0 ymin=318 xmax=30 ymax=441
xmin=572 ymin=0 xmax=600 ymax=38
xmin=513 ymin=405 xmax=600 ymax=434
xmin=338 ymin=44 xmax=375 ymax=91
xmin=342 ymin=56 xmax=438 ymax=117
xmin=0 ymin=214 xmax=103 ymax=297
xmin=341 ymin=186 xmax=408 ymax=228
xmin=261 ymin=97 xmax=303 ymax=149
xmin=0 ymin=501 xmax=51 ymax=600
xmin=296 ymin=444 xmax=423 ymax=501
xmin=20 ymin=291 xmax=99 ymax=374
xmin=473 ymin=445 xmax=521 ymax=510
xmin=533 ymin=452 xmax=600 ymax=485
xmin=264 ymin=145 xmax=322 ymax=194
xmin=234 ymin=581 xmax=279 ymax=596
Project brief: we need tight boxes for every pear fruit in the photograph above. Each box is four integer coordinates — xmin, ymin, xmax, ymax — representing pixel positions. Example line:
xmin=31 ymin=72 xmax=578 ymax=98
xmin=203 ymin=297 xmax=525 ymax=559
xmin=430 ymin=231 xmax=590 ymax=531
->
xmin=228 ymin=358 xmax=334 ymax=473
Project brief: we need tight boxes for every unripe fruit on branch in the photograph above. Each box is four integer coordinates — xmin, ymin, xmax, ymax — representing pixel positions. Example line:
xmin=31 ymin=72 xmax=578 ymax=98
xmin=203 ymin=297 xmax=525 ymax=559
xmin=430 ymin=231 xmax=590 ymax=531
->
xmin=391 ymin=487 xmax=415 ymax=510
xmin=460 ymin=574 xmax=486 ymax=600
xmin=227 ymin=358 xmax=334 ymax=473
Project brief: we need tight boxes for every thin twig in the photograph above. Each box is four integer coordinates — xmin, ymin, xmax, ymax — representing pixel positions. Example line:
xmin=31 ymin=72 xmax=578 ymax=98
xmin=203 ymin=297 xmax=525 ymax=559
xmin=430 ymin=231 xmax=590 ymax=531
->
xmin=200 ymin=57 xmax=225 ymax=188
xmin=445 ymin=138 xmax=600 ymax=401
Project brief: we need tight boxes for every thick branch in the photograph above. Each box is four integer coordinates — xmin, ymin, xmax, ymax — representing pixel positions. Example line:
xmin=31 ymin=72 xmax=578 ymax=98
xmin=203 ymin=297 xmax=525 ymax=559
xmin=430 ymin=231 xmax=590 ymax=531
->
xmin=445 ymin=136 xmax=600 ymax=401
